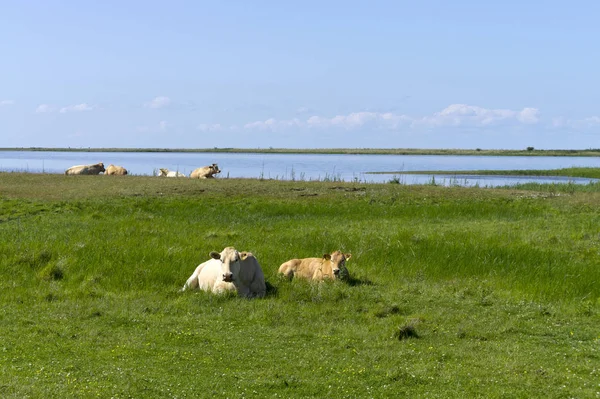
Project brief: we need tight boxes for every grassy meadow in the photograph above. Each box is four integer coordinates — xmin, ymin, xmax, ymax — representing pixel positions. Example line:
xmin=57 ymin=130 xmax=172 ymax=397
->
xmin=1 ymin=172 xmax=599 ymax=398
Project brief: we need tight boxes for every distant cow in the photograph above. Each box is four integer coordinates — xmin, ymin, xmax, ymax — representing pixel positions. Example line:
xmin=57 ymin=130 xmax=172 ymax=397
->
xmin=190 ymin=163 xmax=221 ymax=179
xmin=65 ymin=162 xmax=105 ymax=175
xmin=279 ymin=251 xmax=352 ymax=281
xmin=158 ymin=168 xmax=186 ymax=177
xmin=182 ymin=247 xmax=266 ymax=298
xmin=105 ymin=164 xmax=128 ymax=175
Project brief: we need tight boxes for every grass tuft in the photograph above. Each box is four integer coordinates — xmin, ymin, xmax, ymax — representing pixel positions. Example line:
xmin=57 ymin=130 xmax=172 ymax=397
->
xmin=374 ymin=304 xmax=404 ymax=318
xmin=37 ymin=263 xmax=64 ymax=281
xmin=394 ymin=322 xmax=420 ymax=340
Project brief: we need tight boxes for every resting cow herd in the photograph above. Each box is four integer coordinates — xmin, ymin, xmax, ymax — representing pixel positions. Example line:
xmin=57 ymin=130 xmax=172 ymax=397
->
xmin=64 ymin=162 xmax=221 ymax=178
xmin=182 ymin=247 xmax=352 ymax=298
xmin=64 ymin=161 xmax=348 ymax=299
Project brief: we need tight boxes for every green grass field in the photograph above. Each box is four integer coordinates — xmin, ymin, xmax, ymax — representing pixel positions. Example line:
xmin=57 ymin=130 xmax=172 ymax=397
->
xmin=1 ymin=173 xmax=599 ymax=398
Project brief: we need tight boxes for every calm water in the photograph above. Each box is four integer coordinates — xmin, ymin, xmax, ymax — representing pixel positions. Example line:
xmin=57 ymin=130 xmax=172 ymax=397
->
xmin=1 ymin=151 xmax=599 ymax=186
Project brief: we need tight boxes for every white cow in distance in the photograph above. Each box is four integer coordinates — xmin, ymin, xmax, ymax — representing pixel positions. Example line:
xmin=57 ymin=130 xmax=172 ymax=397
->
xmin=158 ymin=168 xmax=186 ymax=177
xmin=182 ymin=247 xmax=266 ymax=298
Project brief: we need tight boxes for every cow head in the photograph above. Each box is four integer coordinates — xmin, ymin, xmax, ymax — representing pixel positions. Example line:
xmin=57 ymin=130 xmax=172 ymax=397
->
xmin=210 ymin=164 xmax=221 ymax=176
xmin=324 ymin=251 xmax=352 ymax=278
xmin=97 ymin=162 xmax=106 ymax=173
xmin=158 ymin=168 xmax=168 ymax=177
xmin=210 ymin=247 xmax=241 ymax=283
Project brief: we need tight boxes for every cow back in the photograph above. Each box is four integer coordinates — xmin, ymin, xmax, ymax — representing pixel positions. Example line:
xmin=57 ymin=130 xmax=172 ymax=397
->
xmin=65 ymin=165 xmax=86 ymax=175
xmin=190 ymin=166 xmax=211 ymax=179
xmin=106 ymin=164 xmax=127 ymax=175
xmin=196 ymin=259 xmax=225 ymax=292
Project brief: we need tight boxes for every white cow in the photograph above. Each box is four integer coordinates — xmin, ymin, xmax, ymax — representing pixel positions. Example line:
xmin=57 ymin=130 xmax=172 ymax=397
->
xmin=158 ymin=168 xmax=186 ymax=177
xmin=182 ymin=247 xmax=266 ymax=298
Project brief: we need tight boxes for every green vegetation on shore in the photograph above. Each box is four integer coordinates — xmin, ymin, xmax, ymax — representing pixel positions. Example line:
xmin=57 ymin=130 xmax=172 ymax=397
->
xmin=3 ymin=146 xmax=600 ymax=157
xmin=1 ymin=173 xmax=598 ymax=398
xmin=372 ymin=167 xmax=600 ymax=179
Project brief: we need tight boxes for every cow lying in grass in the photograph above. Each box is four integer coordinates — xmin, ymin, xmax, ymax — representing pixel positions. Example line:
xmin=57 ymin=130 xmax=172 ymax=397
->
xmin=182 ymin=247 xmax=266 ymax=298
xmin=190 ymin=163 xmax=221 ymax=179
xmin=278 ymin=251 xmax=351 ymax=281
xmin=158 ymin=168 xmax=186 ymax=177
xmin=105 ymin=164 xmax=128 ymax=175
xmin=65 ymin=162 xmax=106 ymax=175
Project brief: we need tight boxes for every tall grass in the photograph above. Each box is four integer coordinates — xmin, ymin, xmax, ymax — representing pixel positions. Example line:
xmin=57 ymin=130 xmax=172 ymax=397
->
xmin=1 ymin=174 xmax=599 ymax=300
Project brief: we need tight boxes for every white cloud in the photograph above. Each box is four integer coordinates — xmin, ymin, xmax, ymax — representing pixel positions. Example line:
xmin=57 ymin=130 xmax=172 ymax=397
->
xmin=244 ymin=118 xmax=277 ymax=130
xmin=306 ymin=112 xmax=373 ymax=128
xmin=551 ymin=117 xmax=566 ymax=128
xmin=564 ymin=116 xmax=600 ymax=129
xmin=145 ymin=96 xmax=171 ymax=109
xmin=380 ymin=112 xmax=413 ymax=128
xmin=324 ymin=112 xmax=411 ymax=129
xmin=517 ymin=108 xmax=540 ymax=124
xmin=280 ymin=118 xmax=302 ymax=127
xmin=60 ymin=103 xmax=94 ymax=113
xmin=296 ymin=106 xmax=312 ymax=114
xmin=244 ymin=118 xmax=302 ymax=130
xmin=332 ymin=112 xmax=378 ymax=128
xmin=35 ymin=104 xmax=54 ymax=113
xmin=247 ymin=113 xmax=410 ymax=130
xmin=35 ymin=103 xmax=95 ymax=113
xmin=580 ymin=116 xmax=600 ymax=127
xmin=242 ymin=104 xmax=540 ymax=133
xmin=0 ymin=100 xmax=15 ymax=106
xmin=136 ymin=121 xmax=169 ymax=133
xmin=549 ymin=115 xmax=600 ymax=129
xmin=417 ymin=104 xmax=540 ymax=128
xmin=306 ymin=115 xmax=329 ymax=127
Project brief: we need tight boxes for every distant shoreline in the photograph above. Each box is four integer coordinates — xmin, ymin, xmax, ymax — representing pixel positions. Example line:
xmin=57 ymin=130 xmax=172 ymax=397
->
xmin=2 ymin=147 xmax=600 ymax=157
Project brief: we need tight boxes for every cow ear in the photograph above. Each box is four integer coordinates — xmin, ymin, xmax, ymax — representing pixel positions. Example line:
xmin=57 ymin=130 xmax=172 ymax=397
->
xmin=240 ymin=251 xmax=248 ymax=260
xmin=345 ymin=254 xmax=352 ymax=261
xmin=322 ymin=254 xmax=331 ymax=260
xmin=209 ymin=251 xmax=221 ymax=260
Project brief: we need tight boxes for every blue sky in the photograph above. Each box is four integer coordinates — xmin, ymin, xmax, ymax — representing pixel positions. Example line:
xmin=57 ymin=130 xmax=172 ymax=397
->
xmin=1 ymin=0 xmax=599 ymax=149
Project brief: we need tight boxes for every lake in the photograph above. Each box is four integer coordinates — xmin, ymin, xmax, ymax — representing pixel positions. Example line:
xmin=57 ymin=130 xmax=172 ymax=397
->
xmin=1 ymin=151 xmax=599 ymax=187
